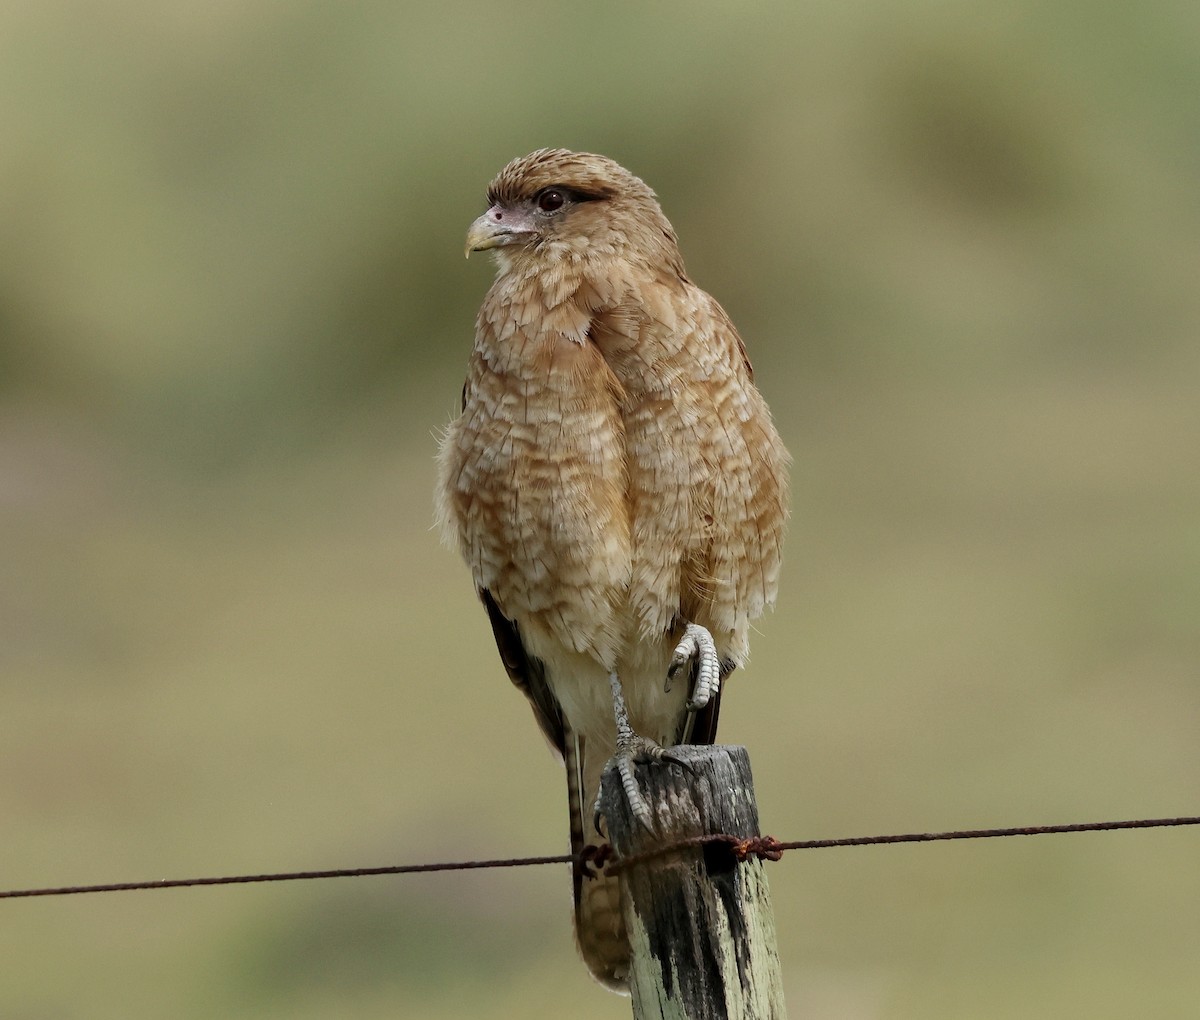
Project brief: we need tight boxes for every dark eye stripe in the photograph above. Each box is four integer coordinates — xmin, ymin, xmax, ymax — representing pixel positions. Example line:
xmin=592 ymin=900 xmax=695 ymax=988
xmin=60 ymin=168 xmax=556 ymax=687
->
xmin=484 ymin=184 xmax=609 ymax=209
xmin=538 ymin=186 xmax=606 ymax=205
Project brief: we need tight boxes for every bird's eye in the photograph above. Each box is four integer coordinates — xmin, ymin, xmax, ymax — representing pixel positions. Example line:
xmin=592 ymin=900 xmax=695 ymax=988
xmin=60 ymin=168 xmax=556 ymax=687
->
xmin=537 ymin=189 xmax=566 ymax=212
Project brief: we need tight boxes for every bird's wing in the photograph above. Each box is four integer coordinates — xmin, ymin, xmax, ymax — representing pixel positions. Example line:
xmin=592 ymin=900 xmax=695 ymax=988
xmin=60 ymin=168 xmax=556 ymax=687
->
xmin=478 ymin=588 xmax=565 ymax=756
xmin=677 ymin=660 xmax=729 ymax=745
xmin=455 ymin=374 xmax=565 ymax=755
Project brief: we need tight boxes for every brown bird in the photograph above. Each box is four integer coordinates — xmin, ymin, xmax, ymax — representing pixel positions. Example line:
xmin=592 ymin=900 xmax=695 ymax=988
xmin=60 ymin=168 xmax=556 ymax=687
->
xmin=437 ymin=149 xmax=789 ymax=991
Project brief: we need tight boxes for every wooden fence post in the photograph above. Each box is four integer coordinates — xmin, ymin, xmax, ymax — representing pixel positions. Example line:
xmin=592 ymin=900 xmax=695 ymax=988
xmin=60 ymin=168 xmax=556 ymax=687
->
xmin=599 ymin=744 xmax=787 ymax=1020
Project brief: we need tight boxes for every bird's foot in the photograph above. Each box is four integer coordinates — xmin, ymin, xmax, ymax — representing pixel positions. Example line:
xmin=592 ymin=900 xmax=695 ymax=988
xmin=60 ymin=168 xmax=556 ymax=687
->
xmin=594 ymin=731 xmax=692 ymax=834
xmin=668 ymin=622 xmax=721 ymax=712
xmin=595 ymin=670 xmax=694 ymax=834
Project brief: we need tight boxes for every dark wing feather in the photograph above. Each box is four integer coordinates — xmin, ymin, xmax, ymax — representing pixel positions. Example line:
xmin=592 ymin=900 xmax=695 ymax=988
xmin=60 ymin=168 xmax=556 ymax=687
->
xmin=479 ymin=588 xmax=565 ymax=755
xmin=675 ymin=659 xmax=733 ymax=746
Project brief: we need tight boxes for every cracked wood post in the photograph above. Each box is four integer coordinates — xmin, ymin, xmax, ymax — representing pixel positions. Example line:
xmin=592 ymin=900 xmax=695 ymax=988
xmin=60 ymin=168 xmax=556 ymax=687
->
xmin=599 ymin=744 xmax=787 ymax=1019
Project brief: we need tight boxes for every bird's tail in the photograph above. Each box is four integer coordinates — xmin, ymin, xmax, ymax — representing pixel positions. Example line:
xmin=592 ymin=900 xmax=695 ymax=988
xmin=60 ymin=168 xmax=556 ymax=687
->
xmin=565 ymin=730 xmax=630 ymax=992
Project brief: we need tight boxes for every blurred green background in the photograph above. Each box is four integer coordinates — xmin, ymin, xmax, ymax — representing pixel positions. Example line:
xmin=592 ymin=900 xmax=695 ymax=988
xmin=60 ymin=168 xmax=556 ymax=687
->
xmin=2 ymin=1 xmax=1198 ymax=1017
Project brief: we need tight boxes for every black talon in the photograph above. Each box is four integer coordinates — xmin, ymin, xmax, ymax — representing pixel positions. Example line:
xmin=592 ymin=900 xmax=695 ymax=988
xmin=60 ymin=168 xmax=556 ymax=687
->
xmin=660 ymin=748 xmax=697 ymax=775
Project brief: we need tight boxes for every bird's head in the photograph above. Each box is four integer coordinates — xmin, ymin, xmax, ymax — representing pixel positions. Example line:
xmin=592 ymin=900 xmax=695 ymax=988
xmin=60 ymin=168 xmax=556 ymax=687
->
xmin=465 ymin=149 xmax=684 ymax=275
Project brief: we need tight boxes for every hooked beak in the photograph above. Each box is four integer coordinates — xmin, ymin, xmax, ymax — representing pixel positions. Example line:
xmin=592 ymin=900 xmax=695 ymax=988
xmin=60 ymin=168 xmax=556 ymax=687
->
xmin=464 ymin=206 xmax=535 ymax=258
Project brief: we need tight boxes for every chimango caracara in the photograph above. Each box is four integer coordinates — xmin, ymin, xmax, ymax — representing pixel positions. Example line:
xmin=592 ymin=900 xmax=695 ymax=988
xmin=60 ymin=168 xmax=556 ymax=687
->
xmin=437 ymin=149 xmax=789 ymax=991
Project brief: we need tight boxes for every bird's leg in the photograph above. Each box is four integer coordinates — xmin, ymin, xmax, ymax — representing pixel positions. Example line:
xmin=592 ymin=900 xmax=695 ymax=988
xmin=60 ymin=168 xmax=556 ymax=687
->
xmin=594 ymin=671 xmax=689 ymax=833
xmin=668 ymin=621 xmax=722 ymax=712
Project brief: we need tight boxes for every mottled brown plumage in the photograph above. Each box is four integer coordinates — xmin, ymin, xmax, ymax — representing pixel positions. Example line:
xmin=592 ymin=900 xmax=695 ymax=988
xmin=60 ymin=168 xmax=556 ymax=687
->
xmin=437 ymin=149 xmax=789 ymax=991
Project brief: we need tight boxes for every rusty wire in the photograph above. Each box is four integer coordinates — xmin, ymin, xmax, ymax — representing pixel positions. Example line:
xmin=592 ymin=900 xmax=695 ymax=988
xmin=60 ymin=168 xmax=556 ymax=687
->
xmin=1 ymin=815 xmax=1197 ymax=901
